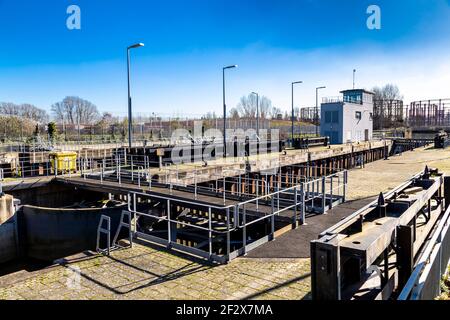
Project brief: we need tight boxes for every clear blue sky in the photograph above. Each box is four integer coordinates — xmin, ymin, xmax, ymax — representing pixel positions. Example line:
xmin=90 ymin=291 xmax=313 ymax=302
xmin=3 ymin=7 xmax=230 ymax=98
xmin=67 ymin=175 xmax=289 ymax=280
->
xmin=1 ymin=0 xmax=450 ymax=118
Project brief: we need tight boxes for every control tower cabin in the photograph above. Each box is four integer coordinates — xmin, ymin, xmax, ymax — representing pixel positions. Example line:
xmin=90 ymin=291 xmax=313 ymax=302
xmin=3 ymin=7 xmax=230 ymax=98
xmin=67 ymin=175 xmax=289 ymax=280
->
xmin=320 ymin=89 xmax=374 ymax=144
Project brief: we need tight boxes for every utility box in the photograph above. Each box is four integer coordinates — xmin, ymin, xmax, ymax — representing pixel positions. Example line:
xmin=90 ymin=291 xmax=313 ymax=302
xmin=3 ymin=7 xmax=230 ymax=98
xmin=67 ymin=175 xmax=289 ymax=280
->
xmin=49 ymin=152 xmax=77 ymax=173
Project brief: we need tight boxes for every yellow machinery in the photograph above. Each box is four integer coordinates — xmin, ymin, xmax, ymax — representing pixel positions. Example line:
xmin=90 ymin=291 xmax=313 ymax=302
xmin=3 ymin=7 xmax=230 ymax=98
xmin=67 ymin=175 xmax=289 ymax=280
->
xmin=49 ymin=151 xmax=77 ymax=173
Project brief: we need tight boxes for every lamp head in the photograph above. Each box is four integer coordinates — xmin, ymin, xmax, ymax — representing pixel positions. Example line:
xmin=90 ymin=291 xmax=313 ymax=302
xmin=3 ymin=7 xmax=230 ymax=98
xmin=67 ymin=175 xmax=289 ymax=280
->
xmin=128 ymin=43 xmax=145 ymax=49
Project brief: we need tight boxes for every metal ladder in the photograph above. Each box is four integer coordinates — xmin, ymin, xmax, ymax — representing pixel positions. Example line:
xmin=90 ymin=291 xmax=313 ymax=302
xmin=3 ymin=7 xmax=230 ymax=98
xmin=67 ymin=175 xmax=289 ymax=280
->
xmin=96 ymin=211 xmax=133 ymax=255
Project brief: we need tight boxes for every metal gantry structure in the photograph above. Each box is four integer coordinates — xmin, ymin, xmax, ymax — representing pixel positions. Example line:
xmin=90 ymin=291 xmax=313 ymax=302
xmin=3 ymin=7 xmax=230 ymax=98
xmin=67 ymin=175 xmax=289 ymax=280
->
xmin=122 ymin=166 xmax=347 ymax=263
xmin=71 ymin=150 xmax=348 ymax=263
xmin=406 ymin=99 xmax=450 ymax=128
xmin=373 ymin=99 xmax=405 ymax=130
xmin=311 ymin=167 xmax=450 ymax=300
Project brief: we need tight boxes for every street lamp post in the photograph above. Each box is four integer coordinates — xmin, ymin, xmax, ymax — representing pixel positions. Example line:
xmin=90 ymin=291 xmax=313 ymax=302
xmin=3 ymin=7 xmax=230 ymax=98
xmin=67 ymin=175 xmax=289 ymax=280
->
xmin=251 ymin=92 xmax=260 ymax=138
xmin=291 ymin=81 xmax=303 ymax=147
xmin=222 ymin=65 xmax=238 ymax=157
xmin=127 ymin=42 xmax=145 ymax=149
xmin=353 ymin=69 xmax=356 ymax=89
xmin=315 ymin=86 xmax=326 ymax=136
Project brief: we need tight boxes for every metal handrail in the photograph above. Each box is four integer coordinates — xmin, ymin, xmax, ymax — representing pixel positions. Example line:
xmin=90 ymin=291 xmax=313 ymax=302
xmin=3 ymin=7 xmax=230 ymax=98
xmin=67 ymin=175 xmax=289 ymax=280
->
xmin=398 ymin=204 xmax=450 ymax=300
xmin=127 ymin=190 xmax=236 ymax=234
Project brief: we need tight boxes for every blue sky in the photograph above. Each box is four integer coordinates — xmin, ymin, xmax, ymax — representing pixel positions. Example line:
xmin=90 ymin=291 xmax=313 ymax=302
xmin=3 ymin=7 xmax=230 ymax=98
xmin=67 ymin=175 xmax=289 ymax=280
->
xmin=1 ymin=0 xmax=450 ymax=118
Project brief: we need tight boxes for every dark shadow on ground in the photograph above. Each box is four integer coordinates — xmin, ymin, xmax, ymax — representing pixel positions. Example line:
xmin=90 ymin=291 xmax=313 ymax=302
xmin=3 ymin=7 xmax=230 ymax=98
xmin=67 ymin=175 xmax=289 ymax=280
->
xmin=244 ymin=197 xmax=376 ymax=259
xmin=59 ymin=239 xmax=217 ymax=295
xmin=240 ymin=273 xmax=311 ymax=300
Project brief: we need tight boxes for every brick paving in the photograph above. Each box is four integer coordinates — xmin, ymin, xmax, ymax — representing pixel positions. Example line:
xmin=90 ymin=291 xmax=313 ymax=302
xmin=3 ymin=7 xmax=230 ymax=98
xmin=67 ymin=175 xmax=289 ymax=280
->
xmin=0 ymin=242 xmax=311 ymax=300
xmin=346 ymin=146 xmax=450 ymax=201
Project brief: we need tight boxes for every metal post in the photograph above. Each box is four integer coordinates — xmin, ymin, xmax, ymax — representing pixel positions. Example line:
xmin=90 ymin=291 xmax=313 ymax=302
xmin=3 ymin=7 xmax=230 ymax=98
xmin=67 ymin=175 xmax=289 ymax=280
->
xmin=291 ymin=83 xmax=294 ymax=145
xmin=194 ymin=168 xmax=198 ymax=200
xmin=137 ymin=167 xmax=141 ymax=187
xmin=291 ymin=81 xmax=303 ymax=146
xmin=167 ymin=199 xmax=171 ymax=247
xmin=241 ymin=205 xmax=247 ymax=255
xmin=226 ymin=208 xmax=231 ymax=261
xmin=343 ymin=170 xmax=347 ymax=202
xmin=256 ymin=179 xmax=259 ymax=211
xmin=0 ymin=169 xmax=3 ymax=195
xmin=301 ymin=183 xmax=306 ymax=224
xmin=316 ymin=86 xmax=326 ymax=136
xmin=223 ymin=69 xmax=226 ymax=157
xmin=330 ymin=175 xmax=333 ymax=209
xmin=223 ymin=176 xmax=226 ymax=205
xmin=322 ymin=176 xmax=326 ymax=214
xmin=256 ymin=93 xmax=259 ymax=137
xmin=222 ymin=65 xmax=237 ymax=157
xmin=131 ymin=156 xmax=134 ymax=181
xmin=126 ymin=44 xmax=145 ymax=149
xmin=353 ymin=69 xmax=356 ymax=89
xmin=100 ymin=159 xmax=104 ymax=184
xmin=293 ymin=188 xmax=298 ymax=228
xmin=208 ymin=207 xmax=212 ymax=258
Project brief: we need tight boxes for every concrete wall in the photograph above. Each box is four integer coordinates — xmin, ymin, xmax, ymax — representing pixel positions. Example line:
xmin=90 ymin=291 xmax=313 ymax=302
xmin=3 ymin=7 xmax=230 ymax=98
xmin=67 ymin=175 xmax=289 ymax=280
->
xmin=320 ymin=102 xmax=344 ymax=144
xmin=20 ymin=204 xmax=126 ymax=261
xmin=321 ymin=101 xmax=373 ymax=144
xmin=8 ymin=180 xmax=106 ymax=208
xmin=0 ymin=195 xmax=19 ymax=264
xmin=0 ymin=217 xmax=18 ymax=263
xmin=342 ymin=102 xmax=373 ymax=143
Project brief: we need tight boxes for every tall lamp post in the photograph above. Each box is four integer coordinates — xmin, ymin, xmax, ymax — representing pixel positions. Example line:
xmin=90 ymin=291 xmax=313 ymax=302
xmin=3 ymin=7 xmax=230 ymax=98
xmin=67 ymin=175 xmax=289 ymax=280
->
xmin=127 ymin=42 xmax=145 ymax=149
xmin=291 ymin=81 xmax=303 ymax=147
xmin=222 ymin=64 xmax=238 ymax=157
xmin=353 ymin=69 xmax=356 ymax=89
xmin=251 ymin=92 xmax=259 ymax=138
xmin=315 ymin=86 xmax=326 ymax=136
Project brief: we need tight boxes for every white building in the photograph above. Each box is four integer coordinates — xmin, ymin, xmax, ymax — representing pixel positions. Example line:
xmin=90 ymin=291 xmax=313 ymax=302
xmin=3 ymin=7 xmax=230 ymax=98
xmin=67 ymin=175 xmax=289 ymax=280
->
xmin=320 ymin=89 xmax=374 ymax=144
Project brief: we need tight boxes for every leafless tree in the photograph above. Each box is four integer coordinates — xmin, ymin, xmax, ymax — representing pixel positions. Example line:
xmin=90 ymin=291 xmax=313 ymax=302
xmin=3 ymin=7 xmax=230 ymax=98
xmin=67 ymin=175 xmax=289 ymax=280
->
xmin=269 ymin=106 xmax=282 ymax=119
xmin=202 ymin=111 xmax=217 ymax=120
xmin=372 ymin=84 xmax=403 ymax=101
xmin=51 ymin=96 xmax=100 ymax=125
xmin=0 ymin=102 xmax=48 ymax=123
xmin=235 ymin=93 xmax=273 ymax=119
xmin=229 ymin=108 xmax=240 ymax=119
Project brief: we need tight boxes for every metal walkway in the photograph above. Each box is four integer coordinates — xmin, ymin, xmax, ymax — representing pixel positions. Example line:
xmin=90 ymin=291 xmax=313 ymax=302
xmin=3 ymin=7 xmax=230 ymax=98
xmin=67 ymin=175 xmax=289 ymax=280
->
xmin=56 ymin=168 xmax=347 ymax=263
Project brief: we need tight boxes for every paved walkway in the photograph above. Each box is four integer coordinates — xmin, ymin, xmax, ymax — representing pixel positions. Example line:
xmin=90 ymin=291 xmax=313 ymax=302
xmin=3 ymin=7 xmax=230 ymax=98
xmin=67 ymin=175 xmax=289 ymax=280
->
xmin=346 ymin=146 xmax=450 ymax=201
xmin=0 ymin=242 xmax=310 ymax=300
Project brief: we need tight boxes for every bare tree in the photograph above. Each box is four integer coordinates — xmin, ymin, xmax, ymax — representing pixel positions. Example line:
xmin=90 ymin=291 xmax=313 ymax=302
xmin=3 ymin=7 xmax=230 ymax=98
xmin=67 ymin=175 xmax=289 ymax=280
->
xmin=259 ymin=96 xmax=272 ymax=119
xmin=269 ymin=106 xmax=282 ymax=119
xmin=0 ymin=102 xmax=48 ymax=123
xmin=235 ymin=93 xmax=273 ymax=119
xmin=229 ymin=108 xmax=240 ymax=119
xmin=202 ymin=111 xmax=217 ymax=120
xmin=0 ymin=102 xmax=18 ymax=115
xmin=236 ymin=94 xmax=256 ymax=118
xmin=372 ymin=84 xmax=403 ymax=101
xmin=51 ymin=96 xmax=100 ymax=125
xmin=20 ymin=104 xmax=49 ymax=123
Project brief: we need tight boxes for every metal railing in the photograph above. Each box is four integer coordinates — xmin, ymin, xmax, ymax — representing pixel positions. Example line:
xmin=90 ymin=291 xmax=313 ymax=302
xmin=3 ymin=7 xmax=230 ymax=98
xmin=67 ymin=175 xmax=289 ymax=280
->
xmin=398 ymin=204 xmax=450 ymax=300
xmin=126 ymin=168 xmax=347 ymax=263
